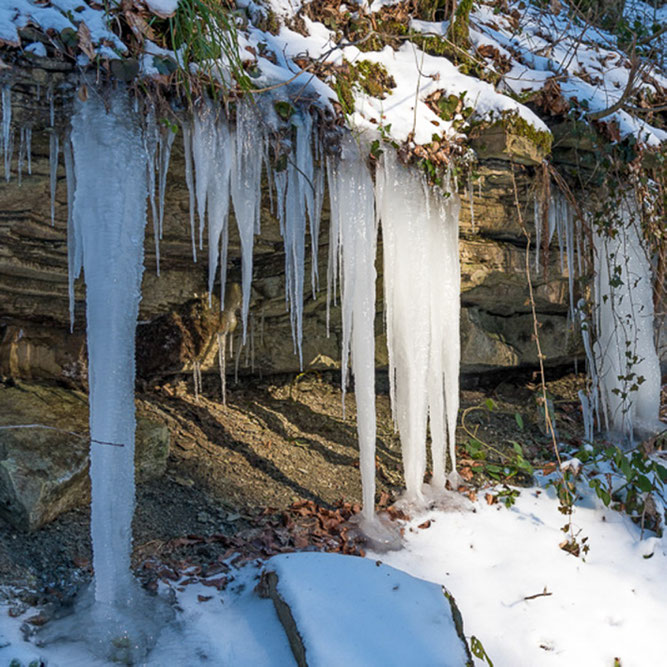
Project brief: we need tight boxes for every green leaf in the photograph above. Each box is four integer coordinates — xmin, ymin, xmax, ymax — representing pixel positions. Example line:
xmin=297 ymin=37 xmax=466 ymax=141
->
xmin=485 ymin=398 xmax=496 ymax=411
xmin=471 ymin=635 xmax=494 ymax=666
xmin=514 ymin=412 xmax=524 ymax=430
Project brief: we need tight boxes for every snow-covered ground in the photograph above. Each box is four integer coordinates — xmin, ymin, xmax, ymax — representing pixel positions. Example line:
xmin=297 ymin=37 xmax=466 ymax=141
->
xmin=1 ymin=479 xmax=665 ymax=666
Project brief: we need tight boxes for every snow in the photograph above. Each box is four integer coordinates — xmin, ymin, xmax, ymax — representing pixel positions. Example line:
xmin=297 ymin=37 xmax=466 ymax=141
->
xmin=370 ymin=482 xmax=667 ymax=667
xmin=3 ymin=482 xmax=666 ymax=665
xmin=145 ymin=0 xmax=180 ymax=17
xmin=267 ymin=551 xmax=470 ymax=666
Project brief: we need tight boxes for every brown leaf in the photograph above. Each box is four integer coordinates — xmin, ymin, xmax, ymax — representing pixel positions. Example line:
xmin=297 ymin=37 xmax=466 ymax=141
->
xmin=77 ymin=22 xmax=95 ymax=61
xmin=485 ymin=493 xmax=497 ymax=505
xmin=197 ymin=595 xmax=213 ymax=602
xmin=417 ymin=520 xmax=432 ymax=529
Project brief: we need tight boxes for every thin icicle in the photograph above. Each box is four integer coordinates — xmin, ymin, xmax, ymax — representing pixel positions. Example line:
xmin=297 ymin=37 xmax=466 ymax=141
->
xmin=143 ymin=111 xmax=160 ymax=274
xmin=328 ymin=135 xmax=378 ymax=524
xmin=230 ymin=100 xmax=263 ymax=341
xmin=63 ymin=133 xmax=81 ymax=332
xmin=17 ymin=126 xmax=25 ymax=186
xmin=26 ymin=127 xmax=32 ymax=175
xmin=49 ymin=133 xmax=59 ymax=225
xmin=157 ymin=125 xmax=176 ymax=240
xmin=2 ymin=84 xmax=12 ymax=182
xmin=181 ymin=122 xmax=197 ymax=262
xmin=205 ymin=113 xmax=233 ymax=307
xmin=192 ymin=105 xmax=216 ymax=252
xmin=217 ymin=333 xmax=226 ymax=404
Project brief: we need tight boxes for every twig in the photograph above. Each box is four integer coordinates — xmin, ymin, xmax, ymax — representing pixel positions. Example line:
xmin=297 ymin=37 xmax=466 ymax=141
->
xmin=0 ymin=423 xmax=125 ymax=447
xmin=524 ymin=589 xmax=552 ymax=601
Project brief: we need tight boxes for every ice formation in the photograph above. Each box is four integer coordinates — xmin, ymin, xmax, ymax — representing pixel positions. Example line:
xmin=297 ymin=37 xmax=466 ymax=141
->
xmin=66 ymin=87 xmax=169 ymax=660
xmin=327 ymin=135 xmax=377 ymax=522
xmin=377 ymin=149 xmax=462 ymax=504
xmin=592 ymin=194 xmax=662 ymax=437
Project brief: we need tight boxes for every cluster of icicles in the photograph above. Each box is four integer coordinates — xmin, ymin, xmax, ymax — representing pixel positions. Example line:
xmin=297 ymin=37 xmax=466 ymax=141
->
xmin=2 ymin=85 xmax=465 ymax=609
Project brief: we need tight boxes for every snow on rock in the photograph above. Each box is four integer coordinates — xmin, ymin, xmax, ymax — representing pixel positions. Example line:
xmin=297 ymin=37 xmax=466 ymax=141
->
xmin=262 ymin=551 xmax=472 ymax=667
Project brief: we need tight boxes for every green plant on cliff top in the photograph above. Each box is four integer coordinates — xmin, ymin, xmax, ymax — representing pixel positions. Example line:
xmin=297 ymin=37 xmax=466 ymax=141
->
xmin=162 ymin=0 xmax=252 ymax=103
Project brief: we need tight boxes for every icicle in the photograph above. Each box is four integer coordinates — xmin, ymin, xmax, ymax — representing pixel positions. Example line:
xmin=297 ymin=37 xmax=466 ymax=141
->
xmin=377 ymin=148 xmax=462 ymax=504
xmin=17 ymin=126 xmax=25 ymax=186
xmin=230 ymin=100 xmax=263 ymax=340
xmin=70 ymin=88 xmax=151 ymax=626
xmin=49 ymin=133 xmax=59 ymax=225
xmin=468 ymin=171 xmax=475 ymax=233
xmin=63 ymin=134 xmax=81 ymax=332
xmin=534 ymin=194 xmax=541 ymax=273
xmin=192 ymin=106 xmax=216 ymax=252
xmin=2 ymin=84 xmax=12 ymax=182
xmin=206 ymin=113 xmax=232 ymax=308
xmin=157 ymin=125 xmax=176 ymax=240
xmin=193 ymin=360 xmax=201 ymax=402
xmin=218 ymin=333 xmax=226 ymax=404
xmin=26 ymin=127 xmax=32 ymax=175
xmin=143 ymin=110 xmax=160 ymax=274
xmin=328 ymin=135 xmax=378 ymax=524
xmin=325 ymin=158 xmax=341 ymax=338
xmin=181 ymin=122 xmax=197 ymax=262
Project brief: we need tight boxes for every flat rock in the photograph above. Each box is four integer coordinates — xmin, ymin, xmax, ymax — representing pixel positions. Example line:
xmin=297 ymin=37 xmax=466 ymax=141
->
xmin=0 ymin=382 xmax=169 ymax=530
xmin=258 ymin=552 xmax=473 ymax=667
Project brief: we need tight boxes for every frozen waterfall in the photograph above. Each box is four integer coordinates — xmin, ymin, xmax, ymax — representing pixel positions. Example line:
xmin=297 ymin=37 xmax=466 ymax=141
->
xmin=593 ymin=194 xmax=662 ymax=438
xmin=65 ymin=88 xmax=170 ymax=662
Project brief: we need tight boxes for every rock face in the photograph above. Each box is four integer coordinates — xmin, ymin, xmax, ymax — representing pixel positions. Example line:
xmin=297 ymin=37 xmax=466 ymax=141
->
xmin=0 ymin=383 xmax=169 ymax=530
xmin=0 ymin=71 xmax=582 ymax=388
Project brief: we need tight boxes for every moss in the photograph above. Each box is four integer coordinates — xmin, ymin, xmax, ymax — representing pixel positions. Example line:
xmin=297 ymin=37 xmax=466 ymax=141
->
xmin=332 ymin=59 xmax=396 ymax=114
xmin=447 ymin=0 xmax=473 ymax=50
xmin=492 ymin=111 xmax=553 ymax=156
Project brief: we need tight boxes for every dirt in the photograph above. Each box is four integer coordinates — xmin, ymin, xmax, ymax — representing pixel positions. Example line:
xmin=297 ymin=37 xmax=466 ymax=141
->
xmin=0 ymin=367 xmax=618 ymax=611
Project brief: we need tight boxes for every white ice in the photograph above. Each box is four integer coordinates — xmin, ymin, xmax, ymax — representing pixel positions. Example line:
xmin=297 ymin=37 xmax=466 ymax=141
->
xmin=593 ymin=194 xmax=663 ymax=438
xmin=377 ymin=149 xmax=461 ymax=504
xmin=327 ymin=135 xmax=378 ymax=523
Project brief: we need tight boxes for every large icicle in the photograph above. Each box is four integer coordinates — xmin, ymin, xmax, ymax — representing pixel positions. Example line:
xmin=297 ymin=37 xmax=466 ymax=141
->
xmin=230 ymin=100 xmax=263 ymax=339
xmin=377 ymin=149 xmax=461 ymax=504
xmin=593 ymin=194 xmax=663 ymax=438
xmin=327 ymin=135 xmax=378 ymax=523
xmin=68 ymin=88 xmax=167 ymax=660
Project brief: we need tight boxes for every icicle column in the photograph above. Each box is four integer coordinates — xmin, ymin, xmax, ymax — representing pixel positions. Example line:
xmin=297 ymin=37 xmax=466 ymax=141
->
xmin=377 ymin=150 xmax=461 ymax=503
xmin=70 ymin=89 xmax=148 ymax=606
xmin=593 ymin=194 xmax=662 ymax=437
xmin=327 ymin=136 xmax=378 ymax=521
